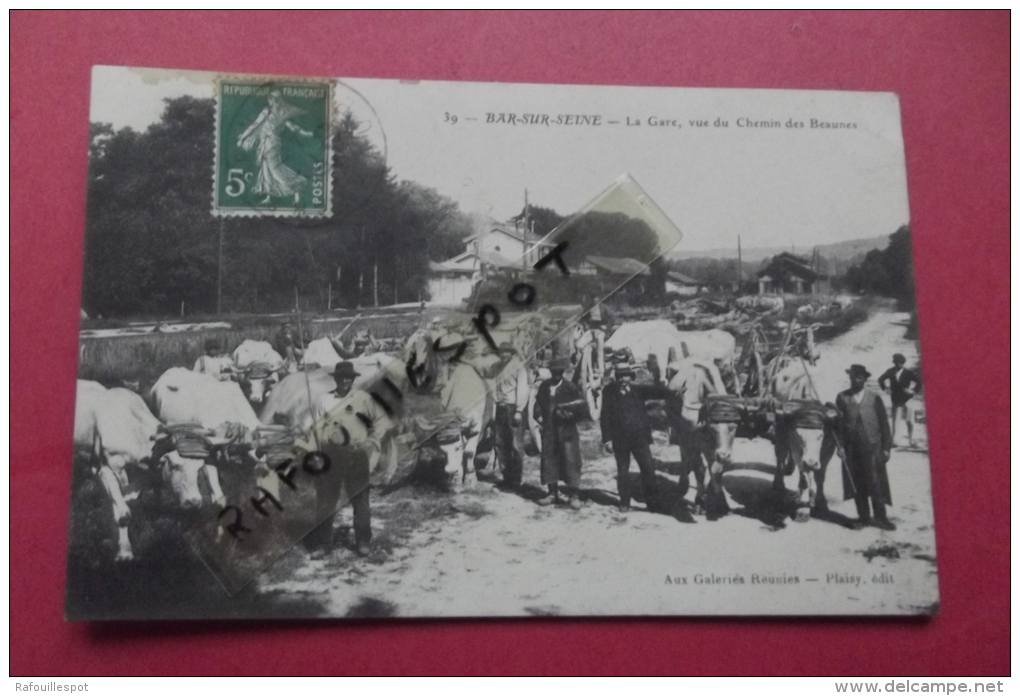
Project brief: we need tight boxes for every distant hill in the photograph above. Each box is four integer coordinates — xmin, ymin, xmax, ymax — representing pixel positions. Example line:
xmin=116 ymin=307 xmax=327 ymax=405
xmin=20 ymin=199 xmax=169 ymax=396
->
xmin=669 ymin=235 xmax=890 ymax=267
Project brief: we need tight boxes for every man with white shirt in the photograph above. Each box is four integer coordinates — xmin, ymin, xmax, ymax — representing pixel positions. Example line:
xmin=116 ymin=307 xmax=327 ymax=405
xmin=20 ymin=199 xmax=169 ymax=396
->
xmin=492 ymin=342 xmax=529 ymax=489
xmin=193 ymin=338 xmax=234 ymax=381
xmin=835 ymin=364 xmax=894 ymax=531
xmin=878 ymin=353 xmax=922 ymax=448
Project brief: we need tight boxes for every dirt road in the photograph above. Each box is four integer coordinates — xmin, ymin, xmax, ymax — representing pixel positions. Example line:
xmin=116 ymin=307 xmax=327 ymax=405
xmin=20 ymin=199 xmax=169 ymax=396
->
xmin=260 ymin=306 xmax=938 ymax=617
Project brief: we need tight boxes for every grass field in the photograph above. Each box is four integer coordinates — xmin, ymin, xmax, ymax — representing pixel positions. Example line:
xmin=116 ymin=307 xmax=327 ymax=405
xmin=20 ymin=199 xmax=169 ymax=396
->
xmin=77 ymin=296 xmax=871 ymax=395
xmin=78 ymin=311 xmax=426 ymax=390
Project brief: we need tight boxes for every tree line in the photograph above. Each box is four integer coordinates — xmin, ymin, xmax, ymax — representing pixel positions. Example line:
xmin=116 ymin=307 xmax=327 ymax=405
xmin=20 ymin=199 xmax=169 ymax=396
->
xmin=842 ymin=225 xmax=915 ymax=308
xmin=662 ymin=225 xmax=914 ymax=303
xmin=83 ymin=96 xmax=471 ymax=318
xmin=519 ymin=204 xmax=669 ymax=303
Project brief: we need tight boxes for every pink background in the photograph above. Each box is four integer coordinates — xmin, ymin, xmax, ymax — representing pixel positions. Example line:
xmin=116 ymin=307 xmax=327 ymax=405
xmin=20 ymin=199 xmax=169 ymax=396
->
xmin=11 ymin=11 xmax=1009 ymax=675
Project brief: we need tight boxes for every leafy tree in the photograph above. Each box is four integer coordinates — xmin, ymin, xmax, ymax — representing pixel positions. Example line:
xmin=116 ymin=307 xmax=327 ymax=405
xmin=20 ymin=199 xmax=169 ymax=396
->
xmin=881 ymin=225 xmax=916 ymax=308
xmin=82 ymin=98 xmax=474 ymax=317
xmin=83 ymin=97 xmax=218 ymax=316
xmin=516 ymin=204 xmax=566 ymax=239
xmin=844 ymin=225 xmax=913 ymax=308
xmin=549 ymin=210 xmax=661 ymax=262
xmin=669 ymin=257 xmax=741 ymax=288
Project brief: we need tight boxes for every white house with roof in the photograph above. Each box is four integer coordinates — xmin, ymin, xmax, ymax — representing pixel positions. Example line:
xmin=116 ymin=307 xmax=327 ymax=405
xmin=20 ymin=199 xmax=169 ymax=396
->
xmin=425 ymin=217 xmax=664 ymax=304
xmin=464 ymin=221 xmax=555 ymax=267
xmin=666 ymin=270 xmax=704 ymax=296
xmin=426 ymin=219 xmax=554 ymax=305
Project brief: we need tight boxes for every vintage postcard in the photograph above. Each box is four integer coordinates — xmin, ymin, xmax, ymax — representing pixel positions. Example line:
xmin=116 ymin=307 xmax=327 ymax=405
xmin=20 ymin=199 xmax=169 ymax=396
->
xmin=68 ymin=66 xmax=937 ymax=619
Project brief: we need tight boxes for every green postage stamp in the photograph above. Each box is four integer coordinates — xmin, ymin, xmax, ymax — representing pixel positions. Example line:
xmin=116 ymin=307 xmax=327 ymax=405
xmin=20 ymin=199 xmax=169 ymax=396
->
xmin=214 ymin=79 xmax=333 ymax=217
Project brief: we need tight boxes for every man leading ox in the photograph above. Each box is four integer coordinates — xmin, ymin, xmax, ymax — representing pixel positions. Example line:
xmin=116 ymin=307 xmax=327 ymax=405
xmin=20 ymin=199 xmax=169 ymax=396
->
xmin=305 ymin=361 xmax=387 ymax=558
xmin=836 ymin=364 xmax=895 ymax=531
xmin=600 ymin=363 xmax=671 ymax=514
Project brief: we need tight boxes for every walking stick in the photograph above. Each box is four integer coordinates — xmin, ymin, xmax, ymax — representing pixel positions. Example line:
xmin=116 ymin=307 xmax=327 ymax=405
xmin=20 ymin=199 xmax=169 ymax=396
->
xmin=331 ymin=313 xmax=363 ymax=346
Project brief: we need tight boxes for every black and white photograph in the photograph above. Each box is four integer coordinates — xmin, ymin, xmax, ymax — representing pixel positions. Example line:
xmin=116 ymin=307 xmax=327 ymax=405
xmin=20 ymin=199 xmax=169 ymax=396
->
xmin=68 ymin=66 xmax=938 ymax=619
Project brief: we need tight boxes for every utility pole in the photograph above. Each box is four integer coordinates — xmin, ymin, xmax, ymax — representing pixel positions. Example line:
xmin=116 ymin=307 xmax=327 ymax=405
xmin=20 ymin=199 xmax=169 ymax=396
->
xmin=811 ymin=247 xmax=818 ymax=295
xmin=357 ymin=226 xmax=365 ymax=309
xmin=216 ymin=217 xmax=224 ymax=314
xmin=373 ymin=261 xmax=379 ymax=307
xmin=523 ymin=188 xmax=530 ymax=270
xmin=335 ymin=265 xmax=341 ymax=310
xmin=737 ymin=234 xmax=742 ymax=295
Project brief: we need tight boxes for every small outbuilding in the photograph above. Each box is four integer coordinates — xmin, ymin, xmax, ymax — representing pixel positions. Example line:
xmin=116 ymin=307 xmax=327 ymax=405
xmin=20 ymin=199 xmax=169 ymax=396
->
xmin=757 ymin=252 xmax=831 ymax=295
xmin=665 ymin=270 xmax=704 ymax=296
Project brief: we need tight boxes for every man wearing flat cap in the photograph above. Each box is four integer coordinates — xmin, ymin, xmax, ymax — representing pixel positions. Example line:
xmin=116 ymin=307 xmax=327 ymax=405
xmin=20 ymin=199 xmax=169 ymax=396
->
xmin=600 ymin=363 xmax=672 ymax=514
xmin=835 ymin=364 xmax=895 ymax=530
xmin=534 ymin=357 xmax=588 ymax=509
xmin=305 ymin=361 xmax=386 ymax=558
xmin=878 ymin=353 xmax=921 ymax=448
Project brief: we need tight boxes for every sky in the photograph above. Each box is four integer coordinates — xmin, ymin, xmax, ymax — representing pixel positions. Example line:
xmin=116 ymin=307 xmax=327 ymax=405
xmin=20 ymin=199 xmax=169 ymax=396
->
xmin=92 ymin=66 xmax=910 ymax=253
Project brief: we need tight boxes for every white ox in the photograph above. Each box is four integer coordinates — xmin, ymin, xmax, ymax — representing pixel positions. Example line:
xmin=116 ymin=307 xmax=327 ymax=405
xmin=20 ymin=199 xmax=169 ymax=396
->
xmin=258 ymin=353 xmax=400 ymax=430
xmin=302 ymin=337 xmax=343 ymax=370
xmin=832 ymin=295 xmax=856 ymax=310
xmin=74 ymin=380 xmax=160 ymax=561
xmin=303 ymin=331 xmax=383 ymax=370
xmin=768 ymin=362 xmax=839 ymax=521
xmin=232 ymin=340 xmax=284 ymax=407
xmin=152 ymin=367 xmax=262 ymax=432
xmin=401 ymin=329 xmax=502 ymax=488
xmin=273 ymin=354 xmax=411 ymax=487
xmin=607 ymin=320 xmax=737 ymax=387
xmin=437 ymin=362 xmax=494 ymax=488
xmin=150 ymin=367 xmax=266 ymax=501
xmin=664 ymin=359 xmax=735 ymax=520
xmin=735 ymin=295 xmax=785 ymax=315
xmin=399 ymin=314 xmax=548 ymax=488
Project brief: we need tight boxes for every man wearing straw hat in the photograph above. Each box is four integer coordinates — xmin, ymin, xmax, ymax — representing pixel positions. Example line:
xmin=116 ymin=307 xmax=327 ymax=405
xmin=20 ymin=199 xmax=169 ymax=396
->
xmin=835 ymin=364 xmax=895 ymax=531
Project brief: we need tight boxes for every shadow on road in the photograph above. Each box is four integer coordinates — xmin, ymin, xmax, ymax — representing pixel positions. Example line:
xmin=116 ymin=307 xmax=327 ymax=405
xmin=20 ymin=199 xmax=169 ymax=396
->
xmin=724 ymin=467 xmax=857 ymax=530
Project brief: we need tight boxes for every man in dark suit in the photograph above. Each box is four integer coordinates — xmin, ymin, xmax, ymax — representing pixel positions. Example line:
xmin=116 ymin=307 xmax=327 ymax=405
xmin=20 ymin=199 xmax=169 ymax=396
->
xmin=878 ymin=353 xmax=921 ymax=448
xmin=534 ymin=357 xmax=588 ymax=510
xmin=600 ymin=364 xmax=672 ymax=514
xmin=836 ymin=364 xmax=895 ymax=531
